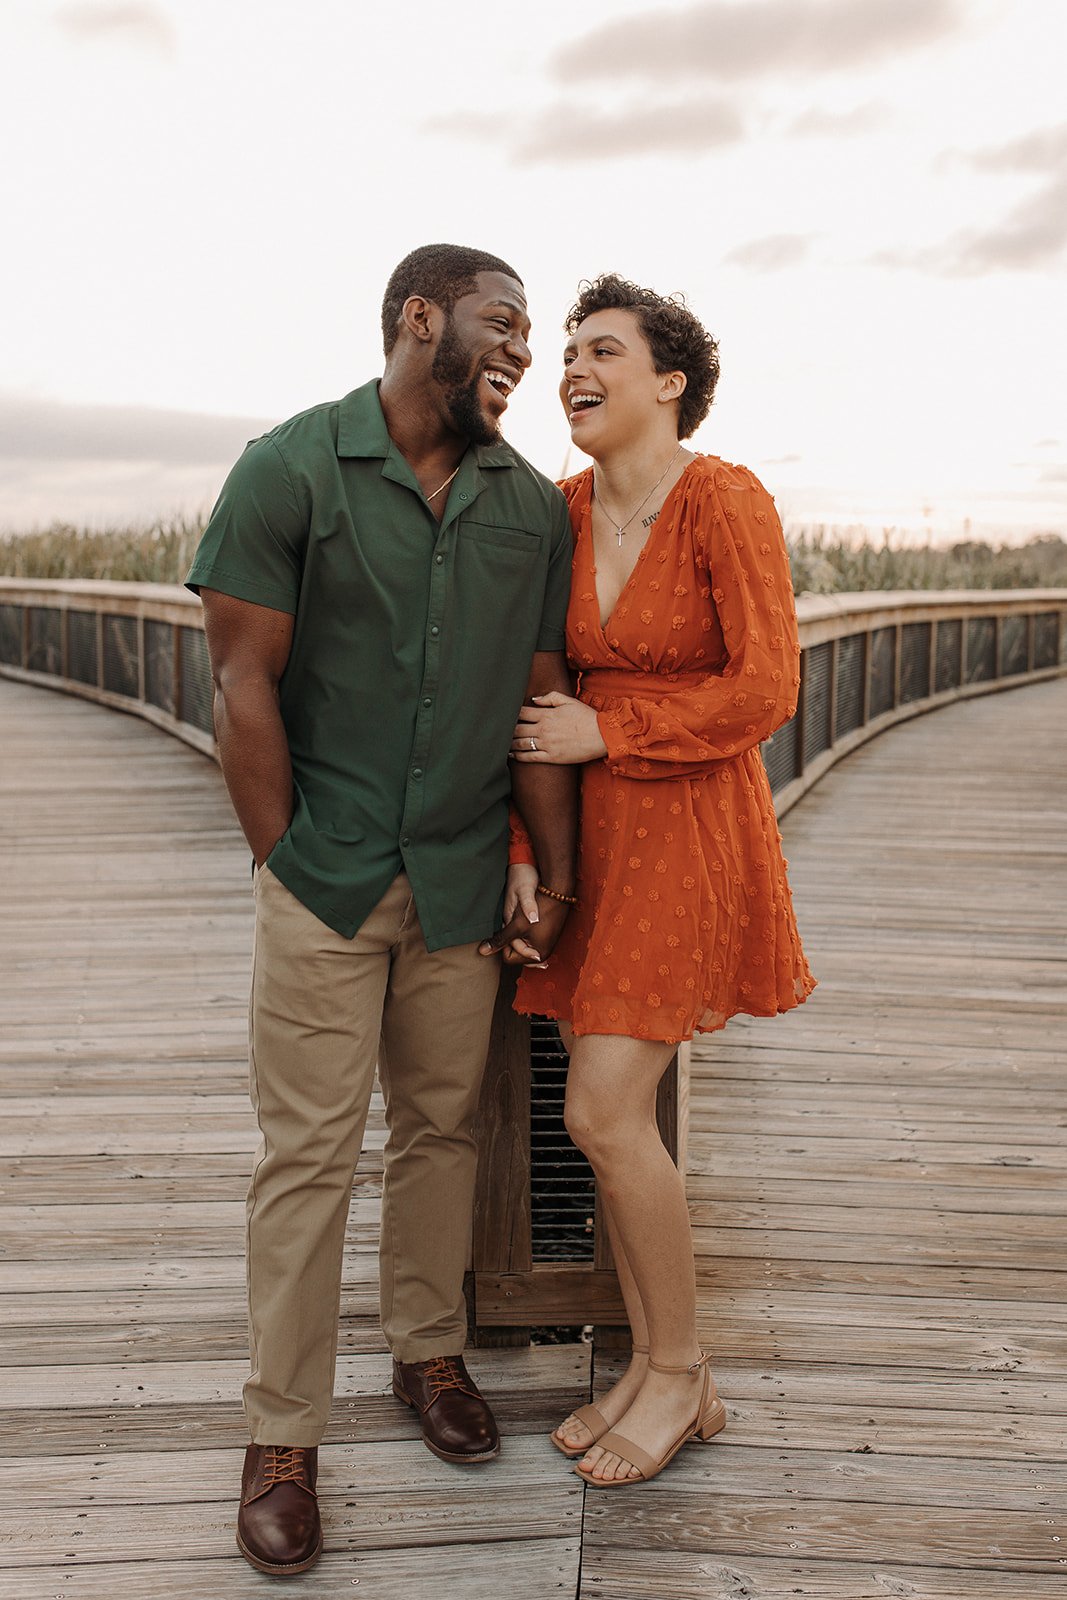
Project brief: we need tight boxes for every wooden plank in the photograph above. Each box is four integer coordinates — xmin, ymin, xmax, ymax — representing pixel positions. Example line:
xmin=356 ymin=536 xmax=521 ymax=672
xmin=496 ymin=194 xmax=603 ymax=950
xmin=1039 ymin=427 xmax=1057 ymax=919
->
xmin=0 ymin=1540 xmax=581 ymax=1600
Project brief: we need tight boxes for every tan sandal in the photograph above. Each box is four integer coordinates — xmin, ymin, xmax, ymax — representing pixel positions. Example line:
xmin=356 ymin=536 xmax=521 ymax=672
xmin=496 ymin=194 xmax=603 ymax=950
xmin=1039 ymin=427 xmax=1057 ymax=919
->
xmin=572 ymin=1351 xmax=726 ymax=1487
xmin=550 ymin=1345 xmax=648 ymax=1459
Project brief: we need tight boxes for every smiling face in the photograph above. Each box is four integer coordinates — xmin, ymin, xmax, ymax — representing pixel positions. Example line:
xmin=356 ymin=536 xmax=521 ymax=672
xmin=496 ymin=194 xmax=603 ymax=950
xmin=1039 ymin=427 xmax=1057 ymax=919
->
xmin=431 ymin=270 xmax=532 ymax=446
xmin=560 ymin=308 xmax=686 ymax=456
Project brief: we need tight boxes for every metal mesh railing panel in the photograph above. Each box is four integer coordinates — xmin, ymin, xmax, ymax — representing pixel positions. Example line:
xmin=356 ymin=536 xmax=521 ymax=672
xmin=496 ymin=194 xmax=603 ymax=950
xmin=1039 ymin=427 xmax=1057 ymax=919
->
xmin=27 ymin=608 xmax=62 ymax=675
xmin=144 ymin=619 xmax=175 ymax=715
xmin=67 ymin=610 xmax=98 ymax=686
xmin=868 ymin=626 xmax=896 ymax=717
xmin=966 ymin=617 xmax=996 ymax=683
xmin=1033 ymin=612 xmax=1060 ymax=669
xmin=900 ymin=621 xmax=932 ymax=704
xmin=180 ymin=626 xmax=214 ymax=734
xmin=801 ymin=640 xmax=832 ymax=766
xmin=999 ymin=614 xmax=1028 ymax=677
xmin=0 ymin=605 xmax=22 ymax=666
xmin=936 ymin=618 xmax=962 ymax=691
xmin=762 ymin=715 xmax=799 ymax=794
xmin=834 ymin=632 xmax=865 ymax=739
xmin=530 ymin=1019 xmax=595 ymax=1262
xmin=102 ymin=614 xmax=139 ymax=699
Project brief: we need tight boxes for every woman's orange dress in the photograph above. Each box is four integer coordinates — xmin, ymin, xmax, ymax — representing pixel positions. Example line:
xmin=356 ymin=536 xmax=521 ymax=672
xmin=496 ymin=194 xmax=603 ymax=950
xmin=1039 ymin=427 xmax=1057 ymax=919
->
xmin=514 ymin=454 xmax=815 ymax=1044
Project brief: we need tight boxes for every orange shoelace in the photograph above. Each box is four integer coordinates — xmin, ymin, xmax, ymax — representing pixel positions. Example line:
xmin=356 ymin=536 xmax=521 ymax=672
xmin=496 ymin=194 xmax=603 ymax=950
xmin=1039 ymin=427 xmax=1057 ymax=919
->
xmin=423 ymin=1357 xmax=470 ymax=1400
xmin=262 ymin=1446 xmax=311 ymax=1488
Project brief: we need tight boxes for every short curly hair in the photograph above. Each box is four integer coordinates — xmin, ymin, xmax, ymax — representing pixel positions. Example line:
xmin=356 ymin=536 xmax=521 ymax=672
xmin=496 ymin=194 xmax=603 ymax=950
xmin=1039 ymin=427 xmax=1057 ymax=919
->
xmin=381 ymin=243 xmax=522 ymax=356
xmin=564 ymin=274 xmax=719 ymax=439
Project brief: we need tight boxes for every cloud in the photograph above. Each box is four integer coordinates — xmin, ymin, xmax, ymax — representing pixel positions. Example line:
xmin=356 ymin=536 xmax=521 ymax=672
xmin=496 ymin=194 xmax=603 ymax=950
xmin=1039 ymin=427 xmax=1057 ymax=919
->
xmin=428 ymin=99 xmax=746 ymax=163
xmin=0 ymin=395 xmax=276 ymax=466
xmin=761 ymin=453 xmax=803 ymax=465
xmin=876 ymin=122 xmax=1067 ymax=275
xmin=966 ymin=123 xmax=1067 ymax=174
xmin=551 ymin=0 xmax=961 ymax=84
xmin=1039 ymin=465 xmax=1067 ymax=484
xmin=787 ymin=102 xmax=888 ymax=137
xmin=723 ymin=233 xmax=813 ymax=271
xmin=54 ymin=2 xmax=176 ymax=55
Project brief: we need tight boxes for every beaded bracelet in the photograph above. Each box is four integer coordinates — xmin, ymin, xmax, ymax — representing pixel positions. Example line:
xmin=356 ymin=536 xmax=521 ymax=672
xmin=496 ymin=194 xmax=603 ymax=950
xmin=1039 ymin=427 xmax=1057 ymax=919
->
xmin=538 ymin=883 xmax=579 ymax=907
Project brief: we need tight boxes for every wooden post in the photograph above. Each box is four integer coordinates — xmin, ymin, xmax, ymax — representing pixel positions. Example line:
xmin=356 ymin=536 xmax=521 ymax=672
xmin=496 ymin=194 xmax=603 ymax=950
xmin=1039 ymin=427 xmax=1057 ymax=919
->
xmin=470 ymin=970 xmax=532 ymax=1346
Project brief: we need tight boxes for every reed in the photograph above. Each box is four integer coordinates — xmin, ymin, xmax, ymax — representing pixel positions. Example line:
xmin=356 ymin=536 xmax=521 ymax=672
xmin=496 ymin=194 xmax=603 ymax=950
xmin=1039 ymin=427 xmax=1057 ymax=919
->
xmin=2 ymin=517 xmax=1065 ymax=593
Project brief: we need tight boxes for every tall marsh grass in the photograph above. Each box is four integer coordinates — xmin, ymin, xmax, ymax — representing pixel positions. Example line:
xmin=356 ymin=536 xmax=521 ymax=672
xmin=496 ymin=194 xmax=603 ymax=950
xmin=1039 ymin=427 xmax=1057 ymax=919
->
xmin=1 ymin=516 xmax=1065 ymax=594
xmin=0 ymin=515 xmax=203 ymax=585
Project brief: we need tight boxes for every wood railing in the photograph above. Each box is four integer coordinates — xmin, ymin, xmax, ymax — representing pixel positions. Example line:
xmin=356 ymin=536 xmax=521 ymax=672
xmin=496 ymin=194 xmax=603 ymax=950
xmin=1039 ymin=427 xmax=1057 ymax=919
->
xmin=3 ymin=578 xmax=1065 ymax=1334
xmin=2 ymin=580 xmax=1063 ymax=814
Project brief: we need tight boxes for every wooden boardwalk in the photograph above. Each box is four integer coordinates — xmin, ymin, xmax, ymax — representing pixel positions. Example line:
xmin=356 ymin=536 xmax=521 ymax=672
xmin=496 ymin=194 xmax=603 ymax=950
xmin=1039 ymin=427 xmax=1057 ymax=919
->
xmin=1 ymin=673 xmax=1065 ymax=1599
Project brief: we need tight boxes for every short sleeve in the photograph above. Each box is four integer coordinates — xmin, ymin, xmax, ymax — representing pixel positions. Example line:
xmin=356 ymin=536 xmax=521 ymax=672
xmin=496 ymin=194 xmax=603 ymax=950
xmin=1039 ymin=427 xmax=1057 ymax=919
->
xmin=185 ymin=435 xmax=308 ymax=614
xmin=535 ymin=490 xmax=573 ymax=651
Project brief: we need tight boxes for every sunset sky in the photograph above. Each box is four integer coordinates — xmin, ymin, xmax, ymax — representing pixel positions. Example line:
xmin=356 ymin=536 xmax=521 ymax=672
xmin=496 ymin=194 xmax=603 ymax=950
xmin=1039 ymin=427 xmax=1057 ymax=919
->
xmin=1 ymin=0 xmax=1064 ymax=542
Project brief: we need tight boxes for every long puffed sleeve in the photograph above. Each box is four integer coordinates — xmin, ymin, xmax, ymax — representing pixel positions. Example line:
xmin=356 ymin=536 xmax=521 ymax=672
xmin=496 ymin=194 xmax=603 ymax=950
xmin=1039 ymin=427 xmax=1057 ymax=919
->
xmin=508 ymin=804 xmax=537 ymax=866
xmin=595 ymin=462 xmax=800 ymax=780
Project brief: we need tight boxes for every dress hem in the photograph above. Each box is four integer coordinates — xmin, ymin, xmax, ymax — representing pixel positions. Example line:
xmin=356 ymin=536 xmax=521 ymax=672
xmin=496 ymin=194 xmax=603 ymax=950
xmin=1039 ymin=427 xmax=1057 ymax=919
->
xmin=513 ymin=974 xmax=816 ymax=1046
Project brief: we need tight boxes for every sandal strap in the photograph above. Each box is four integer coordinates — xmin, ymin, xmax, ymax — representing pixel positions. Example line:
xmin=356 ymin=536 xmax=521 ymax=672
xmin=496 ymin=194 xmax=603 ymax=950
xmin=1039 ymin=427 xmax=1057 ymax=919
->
xmin=570 ymin=1403 xmax=609 ymax=1435
xmin=593 ymin=1428 xmax=658 ymax=1481
xmin=647 ymin=1350 xmax=711 ymax=1376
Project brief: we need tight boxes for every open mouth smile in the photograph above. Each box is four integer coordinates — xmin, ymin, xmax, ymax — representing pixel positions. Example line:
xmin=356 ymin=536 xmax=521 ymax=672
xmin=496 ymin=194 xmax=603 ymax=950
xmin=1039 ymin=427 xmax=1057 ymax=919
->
xmin=483 ymin=367 xmax=518 ymax=403
xmin=567 ymin=390 xmax=604 ymax=418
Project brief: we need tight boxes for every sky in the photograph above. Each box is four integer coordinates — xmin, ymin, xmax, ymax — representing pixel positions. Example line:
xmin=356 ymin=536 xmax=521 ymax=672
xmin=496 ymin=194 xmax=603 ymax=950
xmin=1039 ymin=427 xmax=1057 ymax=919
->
xmin=1 ymin=0 xmax=1065 ymax=543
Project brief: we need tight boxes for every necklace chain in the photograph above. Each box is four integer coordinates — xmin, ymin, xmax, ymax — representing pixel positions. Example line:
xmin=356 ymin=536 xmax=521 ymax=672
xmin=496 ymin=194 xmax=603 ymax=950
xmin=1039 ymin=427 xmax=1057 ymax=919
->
xmin=592 ymin=446 xmax=684 ymax=546
xmin=425 ymin=464 xmax=461 ymax=503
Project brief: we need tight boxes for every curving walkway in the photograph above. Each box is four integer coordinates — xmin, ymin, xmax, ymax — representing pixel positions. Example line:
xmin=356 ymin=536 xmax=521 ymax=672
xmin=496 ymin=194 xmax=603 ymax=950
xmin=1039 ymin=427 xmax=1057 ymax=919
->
xmin=1 ymin=674 xmax=1065 ymax=1599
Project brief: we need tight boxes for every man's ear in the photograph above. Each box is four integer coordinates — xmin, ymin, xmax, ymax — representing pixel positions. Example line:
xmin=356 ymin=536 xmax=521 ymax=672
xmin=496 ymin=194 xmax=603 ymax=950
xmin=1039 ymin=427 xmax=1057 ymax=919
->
xmin=401 ymin=294 xmax=442 ymax=345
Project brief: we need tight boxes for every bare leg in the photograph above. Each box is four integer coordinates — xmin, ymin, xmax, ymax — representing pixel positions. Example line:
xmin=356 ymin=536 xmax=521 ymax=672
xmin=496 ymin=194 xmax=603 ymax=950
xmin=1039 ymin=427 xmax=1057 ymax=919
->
xmin=552 ymin=1022 xmax=650 ymax=1450
xmin=564 ymin=1033 xmax=712 ymax=1482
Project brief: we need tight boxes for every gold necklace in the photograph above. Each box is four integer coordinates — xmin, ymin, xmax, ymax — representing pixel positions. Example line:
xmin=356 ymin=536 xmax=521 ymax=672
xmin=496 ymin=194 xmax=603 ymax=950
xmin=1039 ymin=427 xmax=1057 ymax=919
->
xmin=425 ymin=464 xmax=461 ymax=503
xmin=592 ymin=445 xmax=684 ymax=546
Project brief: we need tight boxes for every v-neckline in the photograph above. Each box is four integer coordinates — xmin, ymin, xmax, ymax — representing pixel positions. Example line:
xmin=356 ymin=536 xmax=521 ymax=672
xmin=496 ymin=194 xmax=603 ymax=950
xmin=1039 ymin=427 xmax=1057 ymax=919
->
xmin=587 ymin=459 xmax=695 ymax=636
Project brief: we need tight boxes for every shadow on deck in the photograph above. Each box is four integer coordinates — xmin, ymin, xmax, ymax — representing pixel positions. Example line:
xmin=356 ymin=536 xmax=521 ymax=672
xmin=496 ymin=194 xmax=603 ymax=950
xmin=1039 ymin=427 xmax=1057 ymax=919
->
xmin=1 ymin=674 xmax=1064 ymax=1599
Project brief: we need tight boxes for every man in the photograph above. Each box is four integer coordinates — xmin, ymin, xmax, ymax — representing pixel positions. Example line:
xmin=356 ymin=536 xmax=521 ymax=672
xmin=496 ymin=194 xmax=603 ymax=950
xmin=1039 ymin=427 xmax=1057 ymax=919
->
xmin=186 ymin=244 xmax=576 ymax=1576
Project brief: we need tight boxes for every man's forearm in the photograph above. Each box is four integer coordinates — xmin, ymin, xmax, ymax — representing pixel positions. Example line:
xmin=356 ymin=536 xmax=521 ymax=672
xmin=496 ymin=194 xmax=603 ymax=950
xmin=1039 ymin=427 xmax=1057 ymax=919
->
xmin=214 ymin=680 xmax=294 ymax=865
xmin=510 ymin=761 xmax=578 ymax=893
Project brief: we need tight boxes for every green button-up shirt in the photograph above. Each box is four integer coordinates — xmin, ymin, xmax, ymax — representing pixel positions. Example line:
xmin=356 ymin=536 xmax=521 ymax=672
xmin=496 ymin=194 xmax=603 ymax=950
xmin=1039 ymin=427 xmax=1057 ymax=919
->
xmin=186 ymin=380 xmax=571 ymax=949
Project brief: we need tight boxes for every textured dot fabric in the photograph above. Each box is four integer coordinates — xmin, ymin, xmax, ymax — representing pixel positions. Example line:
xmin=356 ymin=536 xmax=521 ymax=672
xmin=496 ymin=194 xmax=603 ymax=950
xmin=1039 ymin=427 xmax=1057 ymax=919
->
xmin=514 ymin=455 xmax=815 ymax=1043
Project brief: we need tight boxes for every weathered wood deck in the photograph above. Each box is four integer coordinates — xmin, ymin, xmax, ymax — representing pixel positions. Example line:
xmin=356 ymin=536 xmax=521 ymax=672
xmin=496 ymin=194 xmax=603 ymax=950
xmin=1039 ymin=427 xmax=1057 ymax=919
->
xmin=1 ymin=673 xmax=1064 ymax=1599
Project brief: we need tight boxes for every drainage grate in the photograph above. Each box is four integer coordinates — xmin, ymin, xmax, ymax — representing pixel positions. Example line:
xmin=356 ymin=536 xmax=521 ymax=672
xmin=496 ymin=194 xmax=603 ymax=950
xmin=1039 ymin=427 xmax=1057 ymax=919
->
xmin=529 ymin=1018 xmax=595 ymax=1263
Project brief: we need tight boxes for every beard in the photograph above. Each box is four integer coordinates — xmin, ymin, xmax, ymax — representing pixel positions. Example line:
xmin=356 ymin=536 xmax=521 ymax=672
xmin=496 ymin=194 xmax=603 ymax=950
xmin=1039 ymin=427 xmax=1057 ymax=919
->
xmin=431 ymin=317 xmax=501 ymax=447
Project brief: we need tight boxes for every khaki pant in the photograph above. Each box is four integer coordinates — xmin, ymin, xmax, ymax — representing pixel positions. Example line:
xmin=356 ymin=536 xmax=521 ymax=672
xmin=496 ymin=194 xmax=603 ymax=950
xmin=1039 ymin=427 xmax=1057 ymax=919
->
xmin=243 ymin=866 xmax=500 ymax=1445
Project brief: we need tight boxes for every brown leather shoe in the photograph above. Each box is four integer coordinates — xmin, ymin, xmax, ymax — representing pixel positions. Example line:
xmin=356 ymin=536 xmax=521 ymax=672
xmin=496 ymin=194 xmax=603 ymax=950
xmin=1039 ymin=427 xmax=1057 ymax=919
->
xmin=392 ymin=1355 xmax=500 ymax=1463
xmin=236 ymin=1444 xmax=322 ymax=1575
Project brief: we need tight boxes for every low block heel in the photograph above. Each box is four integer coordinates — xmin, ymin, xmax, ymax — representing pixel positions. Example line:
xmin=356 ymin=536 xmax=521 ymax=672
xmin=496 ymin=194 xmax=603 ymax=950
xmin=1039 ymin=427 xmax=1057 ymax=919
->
xmin=698 ymin=1398 xmax=727 ymax=1441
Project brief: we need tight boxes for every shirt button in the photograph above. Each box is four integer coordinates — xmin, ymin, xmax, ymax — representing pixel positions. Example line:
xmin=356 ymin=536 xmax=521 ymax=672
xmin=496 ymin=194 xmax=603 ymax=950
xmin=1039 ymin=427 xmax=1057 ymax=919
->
xmin=401 ymin=835 xmax=411 ymax=847
xmin=435 ymin=554 xmax=444 ymax=564
xmin=430 ymin=625 xmax=440 ymax=637
xmin=411 ymin=767 xmax=423 ymax=779
xmin=423 ymin=697 xmax=432 ymax=707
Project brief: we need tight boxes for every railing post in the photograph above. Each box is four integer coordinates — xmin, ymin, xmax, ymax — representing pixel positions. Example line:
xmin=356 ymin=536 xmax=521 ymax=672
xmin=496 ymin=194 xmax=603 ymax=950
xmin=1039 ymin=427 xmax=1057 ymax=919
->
xmin=794 ymin=648 xmax=808 ymax=779
xmin=136 ymin=614 xmax=147 ymax=706
xmin=828 ymin=636 xmax=839 ymax=751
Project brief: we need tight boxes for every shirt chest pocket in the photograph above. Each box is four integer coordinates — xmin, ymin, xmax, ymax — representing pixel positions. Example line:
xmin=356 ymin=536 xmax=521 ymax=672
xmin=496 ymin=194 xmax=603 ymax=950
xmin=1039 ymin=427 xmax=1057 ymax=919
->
xmin=457 ymin=523 xmax=541 ymax=562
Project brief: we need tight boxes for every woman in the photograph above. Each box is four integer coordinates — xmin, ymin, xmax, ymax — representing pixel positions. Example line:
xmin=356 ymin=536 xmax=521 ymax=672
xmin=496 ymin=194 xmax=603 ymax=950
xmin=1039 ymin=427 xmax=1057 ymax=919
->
xmin=506 ymin=275 xmax=814 ymax=1487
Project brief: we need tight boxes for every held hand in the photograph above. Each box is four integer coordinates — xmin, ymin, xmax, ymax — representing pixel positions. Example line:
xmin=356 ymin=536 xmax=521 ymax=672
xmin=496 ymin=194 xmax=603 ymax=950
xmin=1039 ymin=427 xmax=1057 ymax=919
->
xmin=510 ymin=692 xmax=608 ymax=764
xmin=504 ymin=862 xmax=540 ymax=924
xmin=478 ymin=892 xmax=572 ymax=967
xmin=497 ymin=863 xmax=544 ymax=965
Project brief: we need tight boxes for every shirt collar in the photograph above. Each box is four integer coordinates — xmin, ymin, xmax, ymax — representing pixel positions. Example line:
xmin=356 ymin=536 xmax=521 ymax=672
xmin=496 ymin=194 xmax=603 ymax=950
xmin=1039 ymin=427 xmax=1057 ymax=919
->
xmin=336 ymin=379 xmax=517 ymax=471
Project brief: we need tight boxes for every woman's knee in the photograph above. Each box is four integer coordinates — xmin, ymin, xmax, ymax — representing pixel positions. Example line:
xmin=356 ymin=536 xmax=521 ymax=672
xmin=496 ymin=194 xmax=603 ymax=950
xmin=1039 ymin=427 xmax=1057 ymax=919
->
xmin=564 ymin=1090 xmax=632 ymax=1166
